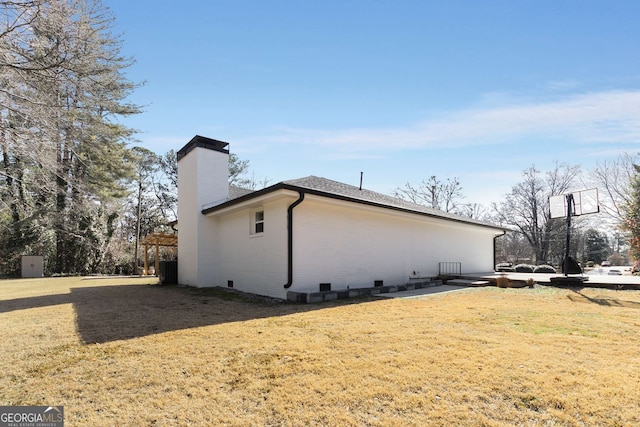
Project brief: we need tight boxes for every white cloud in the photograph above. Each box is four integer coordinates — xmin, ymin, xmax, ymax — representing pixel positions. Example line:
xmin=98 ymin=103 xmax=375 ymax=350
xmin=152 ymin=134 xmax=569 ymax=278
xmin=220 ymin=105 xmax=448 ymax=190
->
xmin=253 ymin=90 xmax=640 ymax=158
xmin=542 ymin=79 xmax=582 ymax=92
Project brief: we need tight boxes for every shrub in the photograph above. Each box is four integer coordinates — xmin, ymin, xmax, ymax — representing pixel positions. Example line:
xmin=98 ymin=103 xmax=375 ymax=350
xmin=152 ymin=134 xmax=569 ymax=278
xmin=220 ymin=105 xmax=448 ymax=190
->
xmin=609 ymin=253 xmax=624 ymax=266
xmin=514 ymin=264 xmax=535 ymax=273
xmin=533 ymin=265 xmax=556 ymax=274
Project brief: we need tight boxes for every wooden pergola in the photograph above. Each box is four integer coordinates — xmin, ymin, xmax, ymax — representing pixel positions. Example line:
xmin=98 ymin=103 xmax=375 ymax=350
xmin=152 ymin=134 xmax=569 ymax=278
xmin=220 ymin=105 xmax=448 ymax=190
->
xmin=140 ymin=233 xmax=178 ymax=275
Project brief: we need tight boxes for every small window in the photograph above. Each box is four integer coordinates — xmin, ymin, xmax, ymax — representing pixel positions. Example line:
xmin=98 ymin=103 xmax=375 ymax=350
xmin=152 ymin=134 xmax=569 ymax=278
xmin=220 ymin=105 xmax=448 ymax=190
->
xmin=252 ymin=209 xmax=264 ymax=234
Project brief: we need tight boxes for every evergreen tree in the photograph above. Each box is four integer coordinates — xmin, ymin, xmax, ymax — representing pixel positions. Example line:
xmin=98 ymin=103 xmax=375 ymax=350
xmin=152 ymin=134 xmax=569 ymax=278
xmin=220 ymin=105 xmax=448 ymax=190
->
xmin=0 ymin=0 xmax=141 ymax=275
xmin=582 ymin=228 xmax=611 ymax=265
xmin=623 ymin=164 xmax=640 ymax=261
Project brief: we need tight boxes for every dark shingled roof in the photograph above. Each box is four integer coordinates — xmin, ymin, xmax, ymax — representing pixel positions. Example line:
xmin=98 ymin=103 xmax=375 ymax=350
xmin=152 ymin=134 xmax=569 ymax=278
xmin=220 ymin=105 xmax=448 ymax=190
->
xmin=283 ymin=176 xmax=418 ymax=209
xmin=228 ymin=185 xmax=255 ymax=200
xmin=282 ymin=176 xmax=502 ymax=229
xmin=205 ymin=175 xmax=505 ymax=231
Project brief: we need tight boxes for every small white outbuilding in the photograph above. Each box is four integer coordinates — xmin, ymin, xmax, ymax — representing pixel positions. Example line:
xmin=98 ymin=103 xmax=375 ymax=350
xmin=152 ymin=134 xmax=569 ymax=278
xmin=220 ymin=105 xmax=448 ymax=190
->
xmin=177 ymin=135 xmax=506 ymax=300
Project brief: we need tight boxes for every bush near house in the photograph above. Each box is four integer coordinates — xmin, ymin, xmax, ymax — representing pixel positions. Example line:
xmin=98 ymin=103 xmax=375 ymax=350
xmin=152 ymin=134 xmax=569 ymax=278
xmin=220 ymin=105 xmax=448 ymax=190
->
xmin=514 ymin=264 xmax=535 ymax=273
xmin=533 ymin=265 xmax=556 ymax=274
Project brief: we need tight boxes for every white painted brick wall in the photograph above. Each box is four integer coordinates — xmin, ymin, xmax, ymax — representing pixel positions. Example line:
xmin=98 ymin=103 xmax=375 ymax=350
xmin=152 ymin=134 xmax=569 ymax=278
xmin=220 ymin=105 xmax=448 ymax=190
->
xmin=182 ymin=173 xmax=498 ymax=299
xmin=290 ymin=196 xmax=495 ymax=294
xmin=213 ymin=198 xmax=290 ymax=298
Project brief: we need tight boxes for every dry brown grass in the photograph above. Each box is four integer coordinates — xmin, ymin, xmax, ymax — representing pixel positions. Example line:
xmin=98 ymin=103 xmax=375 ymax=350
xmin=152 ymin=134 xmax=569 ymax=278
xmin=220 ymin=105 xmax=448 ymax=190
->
xmin=1 ymin=277 xmax=640 ymax=426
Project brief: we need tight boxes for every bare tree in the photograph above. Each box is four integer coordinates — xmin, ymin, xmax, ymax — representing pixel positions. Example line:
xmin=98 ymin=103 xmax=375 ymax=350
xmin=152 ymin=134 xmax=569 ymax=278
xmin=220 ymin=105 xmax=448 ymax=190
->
xmin=496 ymin=232 xmax=535 ymax=265
xmin=130 ymin=147 xmax=159 ymax=271
xmin=395 ymin=175 xmax=464 ymax=213
xmin=589 ymin=152 xmax=638 ymax=223
xmin=492 ymin=162 xmax=580 ymax=263
xmin=457 ymin=202 xmax=491 ymax=221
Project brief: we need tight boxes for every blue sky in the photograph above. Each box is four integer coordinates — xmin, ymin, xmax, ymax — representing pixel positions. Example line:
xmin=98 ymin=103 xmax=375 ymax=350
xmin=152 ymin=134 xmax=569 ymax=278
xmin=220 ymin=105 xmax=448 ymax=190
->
xmin=106 ymin=0 xmax=640 ymax=206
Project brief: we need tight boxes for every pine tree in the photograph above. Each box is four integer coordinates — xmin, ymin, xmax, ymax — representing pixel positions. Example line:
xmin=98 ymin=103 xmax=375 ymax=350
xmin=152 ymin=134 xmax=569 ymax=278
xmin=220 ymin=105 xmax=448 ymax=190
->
xmin=0 ymin=0 xmax=141 ymax=275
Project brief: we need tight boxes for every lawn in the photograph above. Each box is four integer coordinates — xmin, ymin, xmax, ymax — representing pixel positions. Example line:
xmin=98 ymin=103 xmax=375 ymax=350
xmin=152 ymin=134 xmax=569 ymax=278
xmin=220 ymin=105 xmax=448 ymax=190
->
xmin=1 ymin=277 xmax=639 ymax=426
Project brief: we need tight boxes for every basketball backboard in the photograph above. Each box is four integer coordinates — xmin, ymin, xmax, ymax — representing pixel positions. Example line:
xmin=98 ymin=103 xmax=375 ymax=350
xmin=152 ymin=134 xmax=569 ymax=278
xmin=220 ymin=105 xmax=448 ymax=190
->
xmin=549 ymin=188 xmax=599 ymax=219
xmin=549 ymin=195 xmax=566 ymax=219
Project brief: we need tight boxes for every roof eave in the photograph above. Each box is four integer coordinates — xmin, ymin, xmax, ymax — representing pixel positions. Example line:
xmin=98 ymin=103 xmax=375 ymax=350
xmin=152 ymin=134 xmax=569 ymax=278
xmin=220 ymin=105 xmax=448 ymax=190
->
xmin=201 ymin=182 xmax=508 ymax=232
xmin=201 ymin=183 xmax=297 ymax=215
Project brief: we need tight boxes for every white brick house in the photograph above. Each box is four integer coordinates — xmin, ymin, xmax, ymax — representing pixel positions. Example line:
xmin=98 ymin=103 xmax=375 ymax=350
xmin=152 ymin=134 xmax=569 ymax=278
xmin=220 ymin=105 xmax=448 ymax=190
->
xmin=177 ymin=135 xmax=506 ymax=299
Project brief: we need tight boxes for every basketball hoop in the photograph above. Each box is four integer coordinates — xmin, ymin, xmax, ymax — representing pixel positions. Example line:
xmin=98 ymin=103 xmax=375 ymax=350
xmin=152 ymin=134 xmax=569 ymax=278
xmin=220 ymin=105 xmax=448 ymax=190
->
xmin=549 ymin=189 xmax=599 ymax=285
xmin=550 ymin=188 xmax=599 ymax=218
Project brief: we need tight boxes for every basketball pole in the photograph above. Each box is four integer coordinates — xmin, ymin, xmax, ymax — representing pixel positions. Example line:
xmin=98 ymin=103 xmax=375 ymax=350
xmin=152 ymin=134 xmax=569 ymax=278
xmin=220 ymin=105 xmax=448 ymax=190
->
xmin=549 ymin=188 xmax=598 ymax=285
xmin=563 ymin=193 xmax=574 ymax=277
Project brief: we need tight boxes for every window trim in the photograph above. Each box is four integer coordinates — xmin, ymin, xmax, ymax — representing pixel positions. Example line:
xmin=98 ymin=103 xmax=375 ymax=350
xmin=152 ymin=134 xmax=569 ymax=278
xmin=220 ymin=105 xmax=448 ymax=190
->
xmin=251 ymin=208 xmax=264 ymax=235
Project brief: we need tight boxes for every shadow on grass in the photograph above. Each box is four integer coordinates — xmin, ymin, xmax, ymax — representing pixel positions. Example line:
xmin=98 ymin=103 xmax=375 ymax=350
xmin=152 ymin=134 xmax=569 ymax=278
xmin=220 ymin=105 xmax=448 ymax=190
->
xmin=566 ymin=289 xmax=640 ymax=309
xmin=0 ymin=283 xmax=372 ymax=344
xmin=0 ymin=293 xmax=72 ymax=313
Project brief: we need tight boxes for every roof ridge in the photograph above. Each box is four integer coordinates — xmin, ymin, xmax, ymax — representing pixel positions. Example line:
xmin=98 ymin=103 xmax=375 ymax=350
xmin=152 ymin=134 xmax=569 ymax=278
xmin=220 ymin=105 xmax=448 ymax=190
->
xmin=285 ymin=175 xmax=365 ymax=189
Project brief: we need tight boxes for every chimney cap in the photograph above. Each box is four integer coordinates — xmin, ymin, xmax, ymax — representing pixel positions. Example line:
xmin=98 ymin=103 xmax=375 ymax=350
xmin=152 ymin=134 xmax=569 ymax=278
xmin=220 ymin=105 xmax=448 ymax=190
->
xmin=177 ymin=135 xmax=230 ymax=161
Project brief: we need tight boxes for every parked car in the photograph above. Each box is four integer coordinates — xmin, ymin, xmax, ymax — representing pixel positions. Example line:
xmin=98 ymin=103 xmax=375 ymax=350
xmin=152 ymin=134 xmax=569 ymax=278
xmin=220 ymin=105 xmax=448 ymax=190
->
xmin=495 ymin=262 xmax=515 ymax=272
xmin=601 ymin=261 xmax=611 ymax=267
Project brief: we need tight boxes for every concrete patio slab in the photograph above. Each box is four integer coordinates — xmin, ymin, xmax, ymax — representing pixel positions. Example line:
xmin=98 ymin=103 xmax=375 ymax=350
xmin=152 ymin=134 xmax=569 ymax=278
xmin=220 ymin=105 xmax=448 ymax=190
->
xmin=374 ymin=284 xmax=471 ymax=299
xmin=467 ymin=272 xmax=640 ymax=288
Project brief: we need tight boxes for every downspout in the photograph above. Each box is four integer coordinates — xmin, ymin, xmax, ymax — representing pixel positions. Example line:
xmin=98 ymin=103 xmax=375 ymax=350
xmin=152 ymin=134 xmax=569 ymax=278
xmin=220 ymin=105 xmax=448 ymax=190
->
xmin=494 ymin=230 xmax=507 ymax=271
xmin=284 ymin=191 xmax=305 ymax=288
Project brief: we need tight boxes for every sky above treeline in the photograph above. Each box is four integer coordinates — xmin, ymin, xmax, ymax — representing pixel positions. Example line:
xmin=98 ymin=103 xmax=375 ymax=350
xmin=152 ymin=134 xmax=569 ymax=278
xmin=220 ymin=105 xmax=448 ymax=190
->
xmin=106 ymin=0 xmax=640 ymax=206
